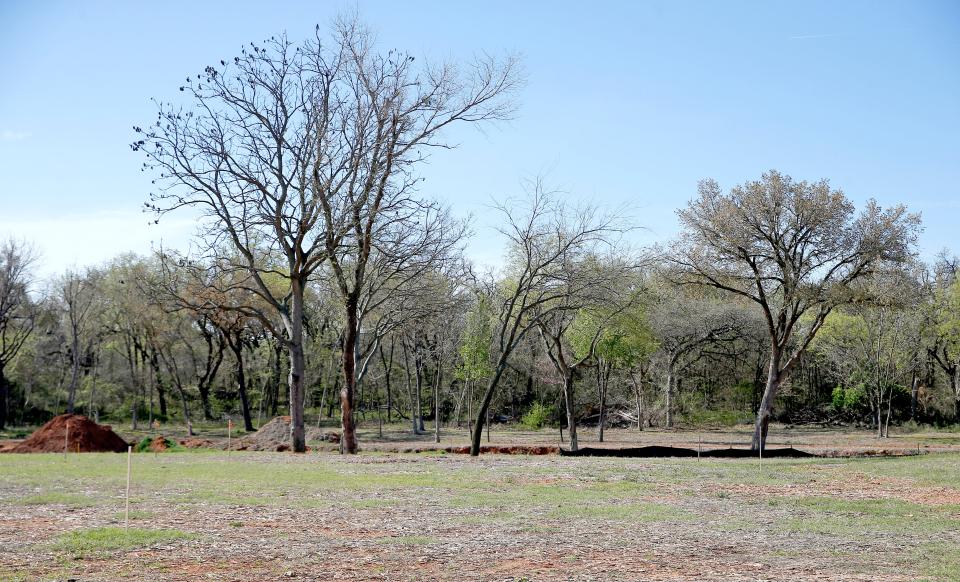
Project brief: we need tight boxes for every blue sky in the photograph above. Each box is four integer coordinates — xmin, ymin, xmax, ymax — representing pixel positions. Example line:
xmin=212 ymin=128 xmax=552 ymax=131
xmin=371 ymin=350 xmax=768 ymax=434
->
xmin=1 ymin=0 xmax=957 ymax=275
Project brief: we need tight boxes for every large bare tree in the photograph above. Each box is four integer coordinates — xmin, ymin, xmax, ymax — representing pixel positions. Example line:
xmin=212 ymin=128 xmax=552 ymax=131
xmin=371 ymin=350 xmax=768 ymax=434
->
xmin=672 ymin=170 xmax=920 ymax=450
xmin=135 ymin=17 xmax=520 ymax=452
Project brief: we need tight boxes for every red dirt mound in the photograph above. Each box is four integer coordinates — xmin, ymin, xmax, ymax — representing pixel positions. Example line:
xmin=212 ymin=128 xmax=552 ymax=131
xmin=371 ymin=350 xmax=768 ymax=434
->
xmin=147 ymin=436 xmax=169 ymax=452
xmin=179 ymin=438 xmax=217 ymax=449
xmin=8 ymin=414 xmax=129 ymax=453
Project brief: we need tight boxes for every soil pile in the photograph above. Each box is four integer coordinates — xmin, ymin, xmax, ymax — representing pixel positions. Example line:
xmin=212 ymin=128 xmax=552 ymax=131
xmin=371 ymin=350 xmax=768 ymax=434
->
xmin=0 ymin=441 xmax=20 ymax=453
xmin=232 ymin=416 xmax=339 ymax=452
xmin=179 ymin=438 xmax=218 ymax=449
xmin=7 ymin=414 xmax=129 ymax=453
xmin=148 ymin=436 xmax=170 ymax=452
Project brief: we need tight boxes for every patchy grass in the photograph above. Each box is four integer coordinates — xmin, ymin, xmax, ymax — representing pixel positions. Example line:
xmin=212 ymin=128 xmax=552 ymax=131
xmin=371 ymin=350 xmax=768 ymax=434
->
xmin=781 ymin=497 xmax=960 ymax=536
xmin=1 ymin=450 xmax=959 ymax=580
xmin=918 ymin=543 xmax=960 ymax=581
xmin=53 ymin=527 xmax=194 ymax=555
xmin=11 ymin=491 xmax=99 ymax=507
xmin=840 ymin=453 xmax=960 ymax=487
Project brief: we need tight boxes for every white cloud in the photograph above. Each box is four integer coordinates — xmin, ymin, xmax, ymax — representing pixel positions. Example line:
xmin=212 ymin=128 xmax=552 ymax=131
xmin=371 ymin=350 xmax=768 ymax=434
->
xmin=0 ymin=130 xmax=32 ymax=141
xmin=0 ymin=210 xmax=196 ymax=279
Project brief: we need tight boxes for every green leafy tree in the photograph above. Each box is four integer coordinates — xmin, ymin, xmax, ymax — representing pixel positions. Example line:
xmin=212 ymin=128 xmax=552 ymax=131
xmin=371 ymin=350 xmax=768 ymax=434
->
xmin=455 ymin=296 xmax=495 ymax=431
xmin=570 ymin=304 xmax=657 ymax=439
xmin=931 ymin=278 xmax=960 ymax=419
xmin=673 ymin=171 xmax=920 ymax=450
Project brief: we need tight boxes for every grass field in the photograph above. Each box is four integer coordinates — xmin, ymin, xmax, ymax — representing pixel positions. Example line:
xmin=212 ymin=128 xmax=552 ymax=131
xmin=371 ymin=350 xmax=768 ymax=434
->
xmin=2 ymin=446 xmax=959 ymax=581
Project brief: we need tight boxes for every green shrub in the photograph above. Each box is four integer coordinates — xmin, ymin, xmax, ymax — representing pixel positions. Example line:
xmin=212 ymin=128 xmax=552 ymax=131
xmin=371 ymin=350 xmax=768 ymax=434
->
xmin=521 ymin=402 xmax=555 ymax=429
xmin=134 ymin=436 xmax=183 ymax=453
xmin=832 ymin=384 xmax=866 ymax=412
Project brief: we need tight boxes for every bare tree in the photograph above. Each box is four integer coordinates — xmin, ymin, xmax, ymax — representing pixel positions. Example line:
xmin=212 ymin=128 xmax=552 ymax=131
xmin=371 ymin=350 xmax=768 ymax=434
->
xmin=0 ymin=240 xmax=38 ymax=429
xmin=333 ymin=206 xmax=469 ymax=449
xmin=535 ymin=261 xmax=635 ymax=451
xmin=672 ymin=170 xmax=920 ymax=450
xmin=469 ymin=184 xmax=629 ymax=455
xmin=135 ymin=16 xmax=520 ymax=453
xmin=57 ymin=269 xmax=102 ymax=414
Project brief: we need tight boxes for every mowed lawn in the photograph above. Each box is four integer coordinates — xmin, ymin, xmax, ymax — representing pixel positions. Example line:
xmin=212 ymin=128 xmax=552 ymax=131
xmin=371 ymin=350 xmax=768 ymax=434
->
xmin=1 ymin=450 xmax=959 ymax=581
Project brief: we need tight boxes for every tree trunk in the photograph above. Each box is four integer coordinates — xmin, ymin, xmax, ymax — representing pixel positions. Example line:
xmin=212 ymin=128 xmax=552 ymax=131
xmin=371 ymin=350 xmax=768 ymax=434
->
xmin=198 ymin=384 xmax=214 ymax=421
xmin=147 ymin=369 xmax=154 ymax=426
xmin=125 ymin=340 xmax=138 ymax=429
xmin=197 ymin=327 xmax=219 ymax=422
xmin=231 ymin=337 xmax=254 ymax=432
xmin=287 ymin=281 xmax=307 ymax=453
xmin=381 ymin=340 xmax=394 ymax=423
xmin=468 ymin=380 xmax=473 ymax=434
xmin=875 ymin=319 xmax=883 ymax=438
xmin=318 ymin=381 xmax=328 ymax=425
xmin=563 ymin=372 xmax=578 ymax=452
xmin=883 ymin=382 xmax=893 ymax=439
xmin=402 ymin=340 xmax=421 ymax=435
xmin=67 ymin=332 xmax=80 ymax=414
xmin=876 ymin=398 xmax=883 ymax=438
xmin=664 ymin=366 xmax=674 ymax=429
xmin=454 ymin=379 xmax=468 ymax=428
xmin=327 ymin=374 xmax=340 ymax=418
xmin=752 ymin=354 xmax=782 ymax=452
xmin=470 ymin=361 xmax=509 ymax=456
xmin=0 ymin=364 xmax=8 ymax=430
xmin=414 ymin=351 xmax=425 ymax=433
xmin=87 ymin=354 xmax=99 ymax=419
xmin=172 ymin=379 xmax=193 ymax=436
xmin=910 ymin=372 xmax=919 ymax=420
xmin=339 ymin=298 xmax=359 ymax=454
xmin=148 ymin=349 xmax=168 ymax=418
xmin=271 ymin=340 xmax=283 ymax=417
xmin=631 ymin=369 xmax=644 ymax=431
xmin=953 ymin=367 xmax=960 ymax=423
xmin=434 ymin=355 xmax=443 ymax=444
xmin=597 ymin=364 xmax=609 ymax=443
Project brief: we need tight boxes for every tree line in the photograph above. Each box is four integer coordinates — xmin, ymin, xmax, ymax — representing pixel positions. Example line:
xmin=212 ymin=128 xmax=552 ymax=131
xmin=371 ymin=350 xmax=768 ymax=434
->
xmin=1 ymin=18 xmax=957 ymax=455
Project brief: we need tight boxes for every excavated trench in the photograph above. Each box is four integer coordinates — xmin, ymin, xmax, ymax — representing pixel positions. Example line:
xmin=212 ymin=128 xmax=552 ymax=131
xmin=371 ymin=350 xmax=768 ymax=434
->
xmin=395 ymin=444 xmax=923 ymax=458
xmin=559 ymin=445 xmax=816 ymax=458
